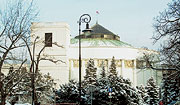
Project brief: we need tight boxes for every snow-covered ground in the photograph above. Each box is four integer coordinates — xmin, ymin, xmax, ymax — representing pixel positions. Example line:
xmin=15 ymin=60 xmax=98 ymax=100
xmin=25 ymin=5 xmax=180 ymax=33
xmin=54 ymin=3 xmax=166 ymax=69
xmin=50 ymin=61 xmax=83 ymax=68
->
xmin=6 ymin=102 xmax=31 ymax=105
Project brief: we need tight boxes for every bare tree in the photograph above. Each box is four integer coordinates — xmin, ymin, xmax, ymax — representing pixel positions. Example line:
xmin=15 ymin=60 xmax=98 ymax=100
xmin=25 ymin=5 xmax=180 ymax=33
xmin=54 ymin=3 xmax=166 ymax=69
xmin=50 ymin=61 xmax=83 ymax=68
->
xmin=138 ymin=0 xmax=180 ymax=104
xmin=137 ymin=0 xmax=180 ymax=74
xmin=22 ymin=27 xmax=65 ymax=104
xmin=153 ymin=0 xmax=180 ymax=103
xmin=152 ymin=0 xmax=180 ymax=87
xmin=139 ymin=51 xmax=176 ymax=71
xmin=0 ymin=0 xmax=38 ymax=104
xmin=153 ymin=0 xmax=180 ymax=72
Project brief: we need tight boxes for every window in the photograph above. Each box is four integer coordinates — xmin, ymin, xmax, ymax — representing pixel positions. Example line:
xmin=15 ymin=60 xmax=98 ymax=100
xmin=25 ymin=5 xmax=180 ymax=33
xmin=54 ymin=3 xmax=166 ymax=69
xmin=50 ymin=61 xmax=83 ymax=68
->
xmin=125 ymin=60 xmax=134 ymax=68
xmin=101 ymin=35 xmax=104 ymax=38
xmin=73 ymin=60 xmax=79 ymax=67
xmin=136 ymin=60 xmax=144 ymax=69
xmin=45 ymin=33 xmax=52 ymax=47
xmin=97 ymin=59 xmax=108 ymax=67
xmin=97 ymin=59 xmax=104 ymax=67
xmin=115 ymin=60 xmax=122 ymax=67
xmin=84 ymin=59 xmax=88 ymax=67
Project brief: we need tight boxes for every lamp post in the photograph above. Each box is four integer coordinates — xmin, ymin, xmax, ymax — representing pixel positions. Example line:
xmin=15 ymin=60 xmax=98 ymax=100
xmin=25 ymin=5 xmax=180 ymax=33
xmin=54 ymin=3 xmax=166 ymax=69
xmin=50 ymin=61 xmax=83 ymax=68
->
xmin=78 ymin=14 xmax=91 ymax=105
xmin=89 ymin=84 xmax=95 ymax=105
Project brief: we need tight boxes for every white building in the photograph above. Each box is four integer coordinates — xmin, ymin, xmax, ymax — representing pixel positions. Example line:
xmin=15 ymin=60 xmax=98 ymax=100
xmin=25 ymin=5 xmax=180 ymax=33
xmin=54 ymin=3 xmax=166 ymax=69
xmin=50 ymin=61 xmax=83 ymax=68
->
xmin=31 ymin=22 xmax=162 ymax=87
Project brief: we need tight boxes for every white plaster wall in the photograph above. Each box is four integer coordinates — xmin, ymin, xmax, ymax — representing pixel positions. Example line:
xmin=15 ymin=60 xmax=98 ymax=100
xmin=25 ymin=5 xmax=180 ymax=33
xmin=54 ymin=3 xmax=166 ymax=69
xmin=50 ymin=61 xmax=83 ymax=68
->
xmin=68 ymin=46 xmax=161 ymax=86
xmin=136 ymin=69 xmax=162 ymax=86
xmin=69 ymin=47 xmax=139 ymax=59
xmin=38 ymin=66 xmax=69 ymax=87
xmin=68 ymin=46 xmax=138 ymax=85
xmin=30 ymin=22 xmax=162 ymax=87
xmin=31 ymin=22 xmax=70 ymax=86
xmin=31 ymin=22 xmax=70 ymax=56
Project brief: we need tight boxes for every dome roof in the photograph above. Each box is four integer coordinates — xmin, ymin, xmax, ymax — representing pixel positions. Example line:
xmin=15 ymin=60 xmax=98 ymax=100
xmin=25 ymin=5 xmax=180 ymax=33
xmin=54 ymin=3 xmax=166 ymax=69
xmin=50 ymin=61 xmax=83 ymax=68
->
xmin=75 ymin=23 xmax=120 ymax=40
xmin=72 ymin=23 xmax=133 ymax=47
xmin=70 ymin=38 xmax=132 ymax=47
xmin=91 ymin=23 xmax=115 ymax=35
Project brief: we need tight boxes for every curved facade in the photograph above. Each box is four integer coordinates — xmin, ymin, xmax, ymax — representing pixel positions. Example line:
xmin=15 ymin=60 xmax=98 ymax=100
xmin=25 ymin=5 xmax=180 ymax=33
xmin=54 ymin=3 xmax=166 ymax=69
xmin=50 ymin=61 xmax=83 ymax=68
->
xmin=30 ymin=22 xmax=162 ymax=87
xmin=70 ymin=23 xmax=138 ymax=84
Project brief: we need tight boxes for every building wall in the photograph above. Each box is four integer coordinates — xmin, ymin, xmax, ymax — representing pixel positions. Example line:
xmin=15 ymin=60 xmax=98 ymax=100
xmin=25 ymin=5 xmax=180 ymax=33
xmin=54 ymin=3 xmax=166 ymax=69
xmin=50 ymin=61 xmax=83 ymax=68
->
xmin=31 ymin=22 xmax=70 ymax=86
xmin=136 ymin=68 xmax=163 ymax=86
xmin=68 ymin=46 xmax=139 ymax=86
xmin=29 ymin=22 xmax=162 ymax=87
xmin=68 ymin=46 xmax=162 ymax=86
xmin=69 ymin=47 xmax=139 ymax=59
xmin=69 ymin=58 xmax=137 ymax=86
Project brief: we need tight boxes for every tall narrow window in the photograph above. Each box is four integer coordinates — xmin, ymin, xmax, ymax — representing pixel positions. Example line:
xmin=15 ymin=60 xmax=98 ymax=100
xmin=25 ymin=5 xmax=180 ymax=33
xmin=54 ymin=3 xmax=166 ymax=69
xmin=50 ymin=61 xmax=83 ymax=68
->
xmin=45 ymin=33 xmax=52 ymax=47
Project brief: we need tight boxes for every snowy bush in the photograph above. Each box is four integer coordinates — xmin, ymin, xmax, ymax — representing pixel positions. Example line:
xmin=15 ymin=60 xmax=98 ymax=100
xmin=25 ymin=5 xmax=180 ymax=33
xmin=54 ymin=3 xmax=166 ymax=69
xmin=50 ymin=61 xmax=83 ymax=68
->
xmin=5 ymin=69 xmax=55 ymax=104
xmin=57 ymin=57 xmax=144 ymax=105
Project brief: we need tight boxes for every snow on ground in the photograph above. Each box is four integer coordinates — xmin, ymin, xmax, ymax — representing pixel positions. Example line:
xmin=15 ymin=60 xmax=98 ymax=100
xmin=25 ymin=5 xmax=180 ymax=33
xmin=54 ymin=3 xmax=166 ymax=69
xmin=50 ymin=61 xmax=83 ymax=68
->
xmin=5 ymin=103 xmax=31 ymax=105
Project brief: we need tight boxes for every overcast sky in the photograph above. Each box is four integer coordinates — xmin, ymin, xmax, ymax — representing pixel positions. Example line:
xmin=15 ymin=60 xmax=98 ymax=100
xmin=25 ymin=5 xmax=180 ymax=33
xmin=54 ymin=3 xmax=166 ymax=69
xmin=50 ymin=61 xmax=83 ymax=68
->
xmin=1 ymin=0 xmax=172 ymax=50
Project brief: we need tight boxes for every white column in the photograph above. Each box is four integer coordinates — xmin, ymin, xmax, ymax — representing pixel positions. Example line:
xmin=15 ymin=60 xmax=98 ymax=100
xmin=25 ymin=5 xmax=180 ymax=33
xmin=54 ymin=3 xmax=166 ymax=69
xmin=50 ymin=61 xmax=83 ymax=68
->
xmin=94 ymin=59 xmax=99 ymax=78
xmin=94 ymin=59 xmax=98 ymax=67
xmin=69 ymin=59 xmax=74 ymax=80
xmin=105 ymin=59 xmax=108 ymax=74
xmin=108 ymin=59 xmax=111 ymax=73
xmin=69 ymin=59 xmax=72 ymax=80
xmin=120 ymin=60 xmax=122 ymax=76
xmin=143 ymin=69 xmax=145 ymax=85
xmin=121 ymin=59 xmax=125 ymax=77
xmin=133 ymin=59 xmax=137 ymax=86
xmin=82 ymin=59 xmax=86 ymax=80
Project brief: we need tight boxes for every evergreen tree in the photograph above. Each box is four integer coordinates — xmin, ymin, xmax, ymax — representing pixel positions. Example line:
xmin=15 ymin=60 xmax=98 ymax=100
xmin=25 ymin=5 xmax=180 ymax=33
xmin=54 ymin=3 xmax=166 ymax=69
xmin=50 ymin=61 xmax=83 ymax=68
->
xmin=108 ymin=56 xmax=117 ymax=77
xmin=146 ymin=77 xmax=159 ymax=105
xmin=56 ymin=80 xmax=81 ymax=104
xmin=161 ymin=76 xmax=171 ymax=105
xmin=93 ymin=78 xmax=110 ymax=105
xmin=136 ymin=85 xmax=150 ymax=104
xmin=34 ymin=72 xmax=55 ymax=104
xmin=6 ymin=69 xmax=55 ymax=104
xmin=58 ymin=72 xmax=143 ymax=105
xmin=161 ymin=73 xmax=180 ymax=105
xmin=94 ymin=76 xmax=142 ymax=105
xmin=84 ymin=59 xmax=97 ymax=86
xmin=2 ymin=67 xmax=30 ymax=104
xmin=58 ymin=58 xmax=144 ymax=105
xmin=57 ymin=76 xmax=143 ymax=105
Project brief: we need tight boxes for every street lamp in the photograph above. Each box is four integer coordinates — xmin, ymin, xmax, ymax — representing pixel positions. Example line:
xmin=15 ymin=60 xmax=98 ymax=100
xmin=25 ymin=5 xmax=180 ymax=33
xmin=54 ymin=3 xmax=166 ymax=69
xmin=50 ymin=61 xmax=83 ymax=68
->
xmin=78 ymin=14 xmax=91 ymax=104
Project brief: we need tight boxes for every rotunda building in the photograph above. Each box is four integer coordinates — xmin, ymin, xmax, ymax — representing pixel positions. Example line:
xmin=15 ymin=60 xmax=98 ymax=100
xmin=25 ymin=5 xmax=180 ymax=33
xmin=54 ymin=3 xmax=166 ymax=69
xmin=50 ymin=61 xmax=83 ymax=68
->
xmin=30 ymin=22 xmax=162 ymax=87
xmin=68 ymin=23 xmax=161 ymax=86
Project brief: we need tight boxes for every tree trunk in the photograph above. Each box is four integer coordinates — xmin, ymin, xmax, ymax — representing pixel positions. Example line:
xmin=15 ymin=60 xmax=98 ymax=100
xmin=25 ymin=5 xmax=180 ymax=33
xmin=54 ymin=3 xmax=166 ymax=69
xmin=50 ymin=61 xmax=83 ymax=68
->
xmin=1 ymin=94 xmax=6 ymax=105
xmin=0 ymin=81 xmax=6 ymax=105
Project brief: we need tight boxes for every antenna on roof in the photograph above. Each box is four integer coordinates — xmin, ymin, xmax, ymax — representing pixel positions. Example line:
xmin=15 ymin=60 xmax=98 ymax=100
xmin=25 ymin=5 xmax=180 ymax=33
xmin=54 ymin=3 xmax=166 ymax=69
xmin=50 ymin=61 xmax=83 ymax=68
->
xmin=96 ymin=11 xmax=99 ymax=24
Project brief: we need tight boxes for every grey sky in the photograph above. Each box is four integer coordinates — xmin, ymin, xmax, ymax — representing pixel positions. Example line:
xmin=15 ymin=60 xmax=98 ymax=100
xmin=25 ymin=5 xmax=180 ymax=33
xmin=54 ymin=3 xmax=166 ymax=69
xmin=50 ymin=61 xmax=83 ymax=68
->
xmin=1 ymin=0 xmax=172 ymax=50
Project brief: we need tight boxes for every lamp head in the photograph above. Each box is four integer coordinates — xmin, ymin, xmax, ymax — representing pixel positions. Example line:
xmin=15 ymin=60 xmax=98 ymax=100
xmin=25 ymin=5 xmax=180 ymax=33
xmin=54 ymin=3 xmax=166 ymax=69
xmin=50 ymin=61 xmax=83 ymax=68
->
xmin=82 ymin=23 xmax=92 ymax=33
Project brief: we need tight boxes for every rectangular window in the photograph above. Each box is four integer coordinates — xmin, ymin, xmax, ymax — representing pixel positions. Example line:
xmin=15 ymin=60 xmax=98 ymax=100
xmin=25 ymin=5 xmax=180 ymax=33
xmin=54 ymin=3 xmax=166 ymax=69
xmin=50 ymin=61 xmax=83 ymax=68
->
xmin=101 ymin=35 xmax=104 ymax=38
xmin=125 ymin=60 xmax=134 ymax=68
xmin=136 ymin=60 xmax=144 ymax=69
xmin=73 ymin=60 xmax=79 ymax=68
xmin=115 ymin=60 xmax=122 ymax=67
xmin=45 ymin=33 xmax=52 ymax=47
